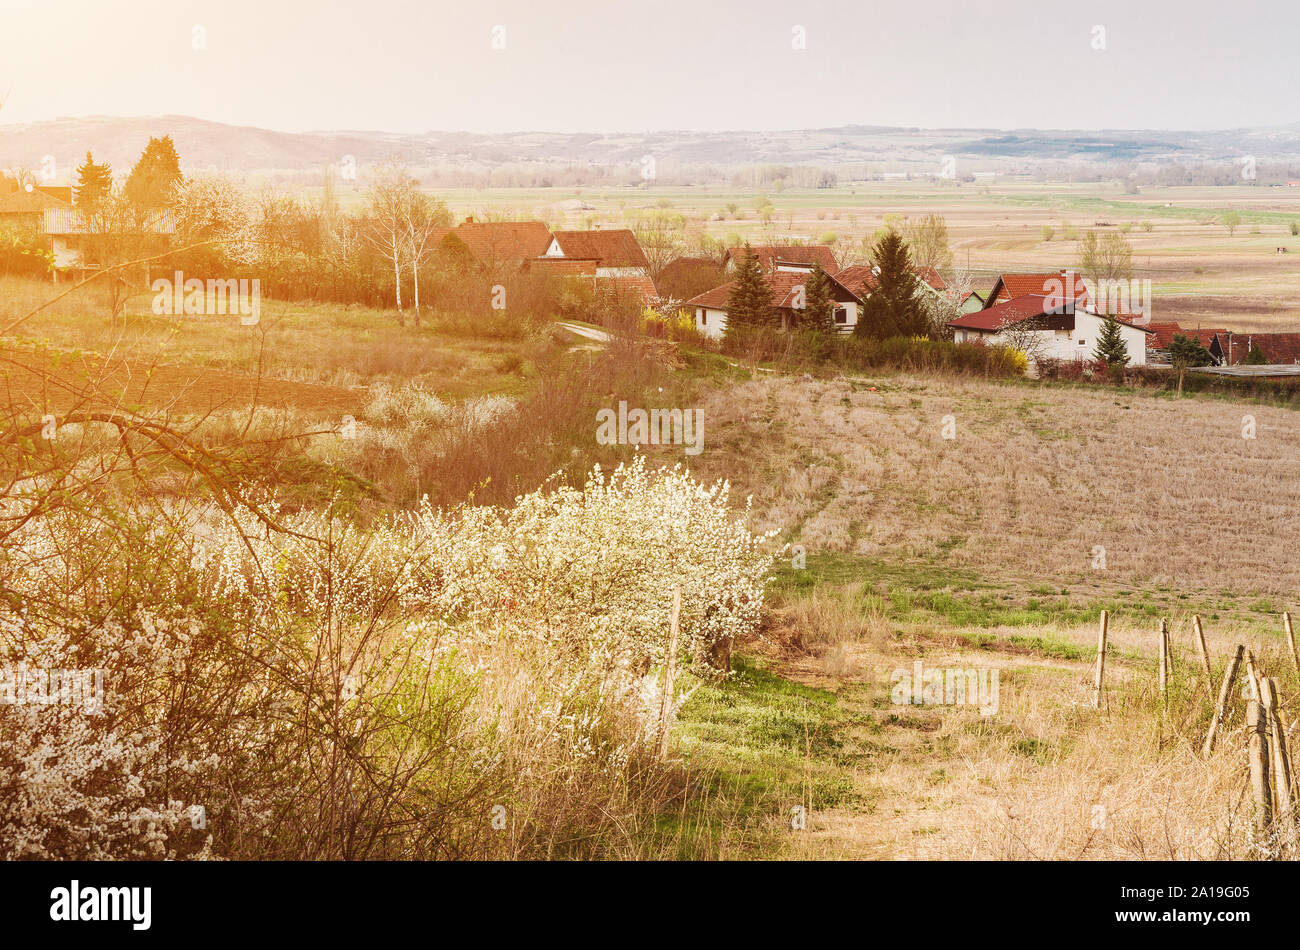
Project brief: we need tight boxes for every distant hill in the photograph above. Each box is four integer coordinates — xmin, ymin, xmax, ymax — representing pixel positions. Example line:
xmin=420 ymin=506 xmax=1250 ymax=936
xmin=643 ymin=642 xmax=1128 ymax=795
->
xmin=3 ymin=115 xmax=1300 ymax=179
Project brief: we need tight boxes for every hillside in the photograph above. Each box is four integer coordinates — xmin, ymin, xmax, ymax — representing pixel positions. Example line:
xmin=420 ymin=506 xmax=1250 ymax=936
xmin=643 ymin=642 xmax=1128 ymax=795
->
xmin=5 ymin=115 xmax=1300 ymax=176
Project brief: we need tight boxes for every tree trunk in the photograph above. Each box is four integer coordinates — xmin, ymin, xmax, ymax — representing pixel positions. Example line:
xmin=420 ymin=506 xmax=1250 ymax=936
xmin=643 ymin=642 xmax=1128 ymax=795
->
xmin=707 ymin=635 xmax=732 ymax=674
xmin=411 ymin=260 xmax=421 ymax=328
xmin=391 ymin=237 xmax=402 ymax=310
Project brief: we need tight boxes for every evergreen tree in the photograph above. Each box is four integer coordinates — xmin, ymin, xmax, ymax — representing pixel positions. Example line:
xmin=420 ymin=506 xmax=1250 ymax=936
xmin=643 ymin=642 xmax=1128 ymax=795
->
xmin=73 ymin=151 xmax=113 ymax=208
xmin=853 ymin=230 xmax=926 ymax=339
xmin=802 ymin=260 xmax=837 ymax=334
xmin=123 ymin=135 xmax=183 ymax=214
xmin=724 ymin=243 xmax=772 ymax=336
xmin=1246 ymin=342 xmax=1268 ymax=365
xmin=1093 ymin=316 xmax=1130 ymax=367
xmin=1168 ymin=334 xmax=1213 ymax=368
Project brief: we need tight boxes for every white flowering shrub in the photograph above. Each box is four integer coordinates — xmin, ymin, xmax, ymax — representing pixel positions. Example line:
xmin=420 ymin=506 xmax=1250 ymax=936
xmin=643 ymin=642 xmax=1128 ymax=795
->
xmin=0 ymin=457 xmax=775 ymax=859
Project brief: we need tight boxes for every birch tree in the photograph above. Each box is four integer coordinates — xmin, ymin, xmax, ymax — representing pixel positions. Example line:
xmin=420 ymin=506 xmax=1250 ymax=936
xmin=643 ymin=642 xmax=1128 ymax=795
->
xmin=364 ymin=164 xmax=418 ymax=313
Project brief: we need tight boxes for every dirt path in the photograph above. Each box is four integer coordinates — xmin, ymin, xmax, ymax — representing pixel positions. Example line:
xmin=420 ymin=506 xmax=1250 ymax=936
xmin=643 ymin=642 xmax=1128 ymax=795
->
xmin=768 ymin=634 xmax=1107 ymax=859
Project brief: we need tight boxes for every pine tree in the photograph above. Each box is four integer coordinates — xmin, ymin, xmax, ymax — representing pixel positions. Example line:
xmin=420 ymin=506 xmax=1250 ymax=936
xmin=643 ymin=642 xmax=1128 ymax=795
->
xmin=1092 ymin=316 xmax=1130 ymax=367
xmin=802 ymin=261 xmax=837 ymax=334
xmin=73 ymin=152 xmax=113 ymax=209
xmin=853 ymin=230 xmax=926 ymax=339
xmin=123 ymin=135 xmax=183 ymax=214
xmin=1246 ymin=342 xmax=1267 ymax=365
xmin=724 ymin=243 xmax=772 ymax=336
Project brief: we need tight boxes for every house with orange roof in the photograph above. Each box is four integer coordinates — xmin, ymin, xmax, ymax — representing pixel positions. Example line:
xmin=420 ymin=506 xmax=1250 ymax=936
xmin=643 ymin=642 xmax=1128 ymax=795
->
xmin=435 ymin=217 xmax=554 ymax=275
xmin=685 ymin=269 xmax=862 ymax=339
xmin=542 ymin=227 xmax=658 ymax=305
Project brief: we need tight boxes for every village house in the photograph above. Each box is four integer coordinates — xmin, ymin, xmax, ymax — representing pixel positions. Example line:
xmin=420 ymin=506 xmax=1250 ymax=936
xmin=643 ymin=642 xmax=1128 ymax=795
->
xmin=686 ymin=268 xmax=861 ymax=339
xmin=834 ymin=262 xmax=948 ymax=302
xmin=1143 ymin=322 xmax=1226 ymax=364
xmin=983 ymin=270 xmax=1091 ymax=308
xmin=0 ymin=183 xmax=73 ymax=234
xmin=542 ymin=227 xmax=658 ymax=305
xmin=433 ymin=217 xmax=555 ymax=275
xmin=947 ymin=294 xmax=1151 ymax=368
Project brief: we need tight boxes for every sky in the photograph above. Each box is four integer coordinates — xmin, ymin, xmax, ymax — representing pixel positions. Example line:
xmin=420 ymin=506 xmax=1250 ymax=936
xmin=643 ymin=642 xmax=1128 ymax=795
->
xmin=0 ymin=0 xmax=1296 ymax=134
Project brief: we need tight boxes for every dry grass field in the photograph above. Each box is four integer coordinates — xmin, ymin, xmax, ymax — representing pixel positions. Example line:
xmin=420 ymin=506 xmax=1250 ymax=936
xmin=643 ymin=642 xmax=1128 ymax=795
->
xmin=649 ymin=372 xmax=1300 ymax=859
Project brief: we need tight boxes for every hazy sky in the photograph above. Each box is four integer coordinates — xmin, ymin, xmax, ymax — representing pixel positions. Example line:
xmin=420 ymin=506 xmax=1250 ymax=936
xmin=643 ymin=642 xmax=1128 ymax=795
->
xmin=0 ymin=0 xmax=1295 ymax=133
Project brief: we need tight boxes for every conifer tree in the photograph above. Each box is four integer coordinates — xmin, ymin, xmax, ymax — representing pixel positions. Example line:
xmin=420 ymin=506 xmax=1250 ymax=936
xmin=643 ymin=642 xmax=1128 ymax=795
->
xmin=1093 ymin=316 xmax=1130 ymax=367
xmin=853 ymin=230 xmax=926 ymax=339
xmin=802 ymin=260 xmax=837 ymax=334
xmin=73 ymin=151 xmax=113 ymax=209
xmin=724 ymin=243 xmax=772 ymax=336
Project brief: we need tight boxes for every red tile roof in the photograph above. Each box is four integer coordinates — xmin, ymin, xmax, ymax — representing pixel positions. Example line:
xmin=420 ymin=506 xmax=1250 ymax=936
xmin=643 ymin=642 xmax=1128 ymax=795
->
xmin=448 ymin=220 xmax=553 ymax=267
xmin=686 ymin=270 xmax=857 ymax=310
xmin=528 ymin=257 xmax=598 ymax=278
xmin=836 ymin=264 xmax=946 ymax=296
xmin=1146 ymin=322 xmax=1226 ymax=350
xmin=950 ymin=294 xmax=1072 ymax=331
xmin=0 ymin=188 xmax=72 ymax=215
xmin=550 ymin=229 xmax=650 ymax=269
xmin=598 ymin=274 xmax=659 ymax=306
xmin=1214 ymin=332 xmax=1300 ymax=365
xmin=724 ymin=245 xmax=838 ymax=273
xmin=988 ymin=271 xmax=1089 ymax=306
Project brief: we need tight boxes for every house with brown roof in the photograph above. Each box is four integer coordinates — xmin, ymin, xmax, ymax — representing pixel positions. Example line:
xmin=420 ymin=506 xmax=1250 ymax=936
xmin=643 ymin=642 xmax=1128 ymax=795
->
xmin=0 ymin=185 xmax=72 ymax=233
xmin=434 ymin=217 xmax=554 ymax=274
xmin=985 ymin=270 xmax=1090 ymax=308
xmin=1144 ymin=322 xmax=1227 ymax=363
xmin=722 ymin=245 xmax=838 ymax=275
xmin=949 ymin=294 xmax=1151 ymax=370
xmin=542 ymin=227 xmax=657 ymax=305
xmin=985 ymin=268 xmax=1149 ymax=319
xmin=685 ymin=270 xmax=862 ymax=339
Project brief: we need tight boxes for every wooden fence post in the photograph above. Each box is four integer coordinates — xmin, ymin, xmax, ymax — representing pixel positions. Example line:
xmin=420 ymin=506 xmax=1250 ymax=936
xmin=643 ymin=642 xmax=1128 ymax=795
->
xmin=1092 ymin=610 xmax=1109 ymax=709
xmin=1261 ymin=677 xmax=1297 ymax=853
xmin=1286 ymin=612 xmax=1300 ymax=677
xmin=1193 ymin=615 xmax=1214 ymax=701
xmin=1249 ymin=697 xmax=1275 ymax=846
xmin=1246 ymin=650 xmax=1262 ymax=702
xmin=1204 ymin=644 xmax=1244 ymax=757
xmin=657 ymin=588 xmax=682 ymax=761
xmin=1158 ymin=618 xmax=1170 ymax=702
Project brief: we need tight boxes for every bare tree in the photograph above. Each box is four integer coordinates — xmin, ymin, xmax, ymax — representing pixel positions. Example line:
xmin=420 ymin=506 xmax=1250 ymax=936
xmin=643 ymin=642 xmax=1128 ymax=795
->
xmin=996 ymin=315 xmax=1051 ymax=369
xmin=629 ymin=209 xmax=685 ymax=282
xmin=403 ymin=191 xmax=452 ymax=325
xmin=1079 ymin=230 xmax=1134 ymax=289
xmin=364 ymin=164 xmax=418 ymax=313
xmin=902 ymin=213 xmax=954 ymax=273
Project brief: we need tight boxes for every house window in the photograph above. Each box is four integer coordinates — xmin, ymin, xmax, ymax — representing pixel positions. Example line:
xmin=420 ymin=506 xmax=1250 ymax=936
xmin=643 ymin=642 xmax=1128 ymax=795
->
xmin=834 ymin=306 xmax=848 ymax=325
xmin=1077 ymin=339 xmax=1085 ymax=346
